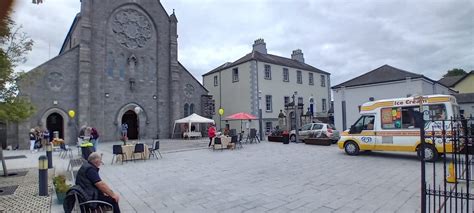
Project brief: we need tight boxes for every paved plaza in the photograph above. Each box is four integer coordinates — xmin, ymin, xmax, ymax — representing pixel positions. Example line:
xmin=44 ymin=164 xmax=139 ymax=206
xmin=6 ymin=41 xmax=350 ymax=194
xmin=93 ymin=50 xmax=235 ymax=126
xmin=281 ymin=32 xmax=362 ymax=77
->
xmin=2 ymin=139 xmax=424 ymax=212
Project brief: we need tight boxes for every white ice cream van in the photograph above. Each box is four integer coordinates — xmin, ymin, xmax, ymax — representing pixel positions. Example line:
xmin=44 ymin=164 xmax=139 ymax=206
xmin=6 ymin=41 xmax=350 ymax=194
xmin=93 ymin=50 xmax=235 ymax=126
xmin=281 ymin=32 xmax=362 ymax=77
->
xmin=338 ymin=95 xmax=462 ymax=161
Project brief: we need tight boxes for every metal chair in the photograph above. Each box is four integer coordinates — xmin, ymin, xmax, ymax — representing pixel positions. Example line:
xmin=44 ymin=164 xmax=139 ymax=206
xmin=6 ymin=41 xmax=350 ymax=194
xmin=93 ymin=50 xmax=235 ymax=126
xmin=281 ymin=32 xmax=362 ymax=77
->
xmin=111 ymin=145 xmax=127 ymax=164
xmin=231 ymin=135 xmax=242 ymax=149
xmin=132 ymin=143 xmax=146 ymax=161
xmin=213 ymin=137 xmax=224 ymax=151
xmin=249 ymin=128 xmax=259 ymax=144
xmin=148 ymin=140 xmax=163 ymax=159
xmin=59 ymin=143 xmax=73 ymax=159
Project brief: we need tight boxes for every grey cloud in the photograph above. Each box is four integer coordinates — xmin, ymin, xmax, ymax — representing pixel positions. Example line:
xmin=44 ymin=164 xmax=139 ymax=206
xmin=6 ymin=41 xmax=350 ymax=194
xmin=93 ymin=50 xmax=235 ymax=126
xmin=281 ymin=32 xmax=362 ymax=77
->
xmin=12 ymin=0 xmax=474 ymax=86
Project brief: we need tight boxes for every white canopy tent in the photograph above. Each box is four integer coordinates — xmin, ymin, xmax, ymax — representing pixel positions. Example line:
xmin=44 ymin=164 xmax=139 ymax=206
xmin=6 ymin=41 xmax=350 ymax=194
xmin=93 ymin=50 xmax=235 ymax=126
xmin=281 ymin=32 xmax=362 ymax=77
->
xmin=172 ymin=113 xmax=215 ymax=138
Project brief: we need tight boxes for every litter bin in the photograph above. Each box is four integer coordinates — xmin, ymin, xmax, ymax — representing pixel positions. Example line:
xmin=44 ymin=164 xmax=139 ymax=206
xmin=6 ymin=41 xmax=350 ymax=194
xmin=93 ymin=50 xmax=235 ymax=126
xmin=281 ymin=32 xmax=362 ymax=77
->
xmin=53 ymin=131 xmax=59 ymax=139
xmin=81 ymin=147 xmax=93 ymax=160
xmin=80 ymin=140 xmax=94 ymax=160
xmin=282 ymin=133 xmax=290 ymax=144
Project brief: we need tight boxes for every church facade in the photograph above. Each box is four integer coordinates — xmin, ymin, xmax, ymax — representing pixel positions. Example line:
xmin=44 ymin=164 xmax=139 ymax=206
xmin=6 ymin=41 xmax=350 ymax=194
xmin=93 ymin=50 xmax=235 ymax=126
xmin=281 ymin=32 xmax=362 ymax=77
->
xmin=12 ymin=0 xmax=208 ymax=148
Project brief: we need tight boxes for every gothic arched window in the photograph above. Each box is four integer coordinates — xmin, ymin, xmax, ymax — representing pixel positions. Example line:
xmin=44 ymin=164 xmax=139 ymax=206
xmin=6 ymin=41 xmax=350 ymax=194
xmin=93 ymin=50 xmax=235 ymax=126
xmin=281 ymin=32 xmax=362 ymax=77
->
xmin=190 ymin=104 xmax=195 ymax=114
xmin=184 ymin=104 xmax=189 ymax=117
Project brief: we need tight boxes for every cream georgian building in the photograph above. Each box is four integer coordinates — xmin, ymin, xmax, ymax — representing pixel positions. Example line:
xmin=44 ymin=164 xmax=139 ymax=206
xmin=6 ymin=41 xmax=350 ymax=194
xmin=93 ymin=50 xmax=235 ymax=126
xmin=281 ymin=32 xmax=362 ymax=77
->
xmin=202 ymin=39 xmax=331 ymax=135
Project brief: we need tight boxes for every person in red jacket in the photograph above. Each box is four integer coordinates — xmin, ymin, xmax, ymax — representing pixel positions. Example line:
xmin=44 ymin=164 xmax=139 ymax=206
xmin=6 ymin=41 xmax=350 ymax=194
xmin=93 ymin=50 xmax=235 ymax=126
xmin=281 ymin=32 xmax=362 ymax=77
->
xmin=207 ymin=124 xmax=216 ymax=147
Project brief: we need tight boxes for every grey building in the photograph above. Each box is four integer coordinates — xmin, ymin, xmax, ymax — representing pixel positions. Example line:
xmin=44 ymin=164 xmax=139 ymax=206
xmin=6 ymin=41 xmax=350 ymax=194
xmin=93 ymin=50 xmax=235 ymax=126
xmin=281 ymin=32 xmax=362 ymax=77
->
xmin=11 ymin=0 xmax=207 ymax=148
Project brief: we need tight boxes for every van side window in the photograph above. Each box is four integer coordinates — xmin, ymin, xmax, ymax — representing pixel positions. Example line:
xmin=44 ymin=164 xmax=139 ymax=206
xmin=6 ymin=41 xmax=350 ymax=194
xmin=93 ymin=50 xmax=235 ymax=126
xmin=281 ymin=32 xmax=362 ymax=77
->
xmin=382 ymin=104 xmax=447 ymax=129
xmin=425 ymin=104 xmax=446 ymax=120
xmin=365 ymin=116 xmax=375 ymax=130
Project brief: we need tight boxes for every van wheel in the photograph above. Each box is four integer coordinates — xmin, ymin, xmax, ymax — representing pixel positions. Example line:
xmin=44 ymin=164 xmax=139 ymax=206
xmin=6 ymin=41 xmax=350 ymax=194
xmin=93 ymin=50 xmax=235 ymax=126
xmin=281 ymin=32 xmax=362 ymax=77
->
xmin=417 ymin=144 xmax=438 ymax=162
xmin=344 ymin=141 xmax=359 ymax=156
xmin=290 ymin=134 xmax=296 ymax=142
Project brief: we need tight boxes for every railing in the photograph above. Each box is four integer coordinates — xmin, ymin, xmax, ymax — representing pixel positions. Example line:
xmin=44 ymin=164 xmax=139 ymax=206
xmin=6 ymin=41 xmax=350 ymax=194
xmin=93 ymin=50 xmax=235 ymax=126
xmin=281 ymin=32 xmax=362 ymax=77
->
xmin=421 ymin=116 xmax=474 ymax=212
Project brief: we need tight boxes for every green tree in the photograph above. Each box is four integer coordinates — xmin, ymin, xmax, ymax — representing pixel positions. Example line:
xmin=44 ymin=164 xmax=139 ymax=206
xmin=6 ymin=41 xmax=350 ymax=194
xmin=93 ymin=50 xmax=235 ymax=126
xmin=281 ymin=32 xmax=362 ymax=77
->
xmin=443 ymin=68 xmax=467 ymax=77
xmin=0 ymin=17 xmax=35 ymax=122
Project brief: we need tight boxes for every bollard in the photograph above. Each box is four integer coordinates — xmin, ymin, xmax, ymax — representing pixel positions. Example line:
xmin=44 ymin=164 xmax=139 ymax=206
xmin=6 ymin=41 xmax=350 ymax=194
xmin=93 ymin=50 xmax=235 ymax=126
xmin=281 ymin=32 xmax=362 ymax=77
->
xmin=46 ymin=143 xmax=53 ymax=169
xmin=38 ymin=155 xmax=48 ymax=196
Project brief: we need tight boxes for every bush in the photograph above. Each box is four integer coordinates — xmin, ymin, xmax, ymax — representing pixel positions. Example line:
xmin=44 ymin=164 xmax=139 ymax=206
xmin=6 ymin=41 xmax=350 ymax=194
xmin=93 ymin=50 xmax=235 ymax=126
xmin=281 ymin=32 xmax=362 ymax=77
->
xmin=53 ymin=175 xmax=70 ymax=193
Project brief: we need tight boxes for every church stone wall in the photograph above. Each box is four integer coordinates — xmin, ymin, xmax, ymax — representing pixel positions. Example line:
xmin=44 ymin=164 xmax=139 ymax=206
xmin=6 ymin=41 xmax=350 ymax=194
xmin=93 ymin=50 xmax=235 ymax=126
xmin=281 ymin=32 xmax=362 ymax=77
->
xmin=86 ymin=1 xmax=173 ymax=140
xmin=179 ymin=64 xmax=207 ymax=118
xmin=16 ymin=47 xmax=80 ymax=148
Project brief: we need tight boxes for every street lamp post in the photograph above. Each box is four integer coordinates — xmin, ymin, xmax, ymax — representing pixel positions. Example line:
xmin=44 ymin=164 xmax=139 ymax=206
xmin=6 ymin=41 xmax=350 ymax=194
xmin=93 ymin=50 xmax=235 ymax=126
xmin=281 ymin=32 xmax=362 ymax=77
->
xmin=293 ymin=91 xmax=300 ymax=143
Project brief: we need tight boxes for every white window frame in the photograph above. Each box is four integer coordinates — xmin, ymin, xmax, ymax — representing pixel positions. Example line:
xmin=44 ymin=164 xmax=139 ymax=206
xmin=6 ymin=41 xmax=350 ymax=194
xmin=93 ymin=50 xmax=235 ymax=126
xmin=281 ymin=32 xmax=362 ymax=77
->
xmin=264 ymin=64 xmax=272 ymax=80
xmin=321 ymin=75 xmax=326 ymax=87
xmin=283 ymin=68 xmax=289 ymax=82
xmin=265 ymin=95 xmax=273 ymax=112
xmin=284 ymin=96 xmax=290 ymax=105
xmin=232 ymin=68 xmax=239 ymax=82
xmin=297 ymin=71 xmax=302 ymax=84
xmin=309 ymin=73 xmax=314 ymax=85
xmin=322 ymin=98 xmax=327 ymax=111
xmin=265 ymin=122 xmax=272 ymax=133
xmin=214 ymin=76 xmax=218 ymax=86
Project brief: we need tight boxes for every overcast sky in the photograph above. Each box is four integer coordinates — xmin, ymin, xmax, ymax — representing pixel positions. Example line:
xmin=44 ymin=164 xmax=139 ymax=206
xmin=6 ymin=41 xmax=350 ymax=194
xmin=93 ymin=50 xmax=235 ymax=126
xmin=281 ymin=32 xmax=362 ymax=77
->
xmin=11 ymin=0 xmax=474 ymax=86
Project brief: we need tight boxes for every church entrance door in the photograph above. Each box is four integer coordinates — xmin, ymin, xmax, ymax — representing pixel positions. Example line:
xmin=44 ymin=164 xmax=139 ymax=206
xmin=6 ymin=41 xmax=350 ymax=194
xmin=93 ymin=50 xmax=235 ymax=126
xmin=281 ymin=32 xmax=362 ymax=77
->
xmin=122 ymin=110 xmax=138 ymax=140
xmin=46 ymin=113 xmax=64 ymax=140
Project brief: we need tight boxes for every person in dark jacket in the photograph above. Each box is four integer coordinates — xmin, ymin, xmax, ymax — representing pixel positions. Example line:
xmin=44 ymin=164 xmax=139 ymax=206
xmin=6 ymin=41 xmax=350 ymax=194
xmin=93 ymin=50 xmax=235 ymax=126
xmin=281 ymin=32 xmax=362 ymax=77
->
xmin=76 ymin=152 xmax=120 ymax=212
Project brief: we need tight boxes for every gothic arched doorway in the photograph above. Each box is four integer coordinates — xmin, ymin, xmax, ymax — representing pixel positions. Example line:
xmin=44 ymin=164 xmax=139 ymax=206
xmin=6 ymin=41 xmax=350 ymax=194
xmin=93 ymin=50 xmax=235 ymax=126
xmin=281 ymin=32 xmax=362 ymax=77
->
xmin=122 ymin=110 xmax=139 ymax=140
xmin=47 ymin=113 xmax=64 ymax=140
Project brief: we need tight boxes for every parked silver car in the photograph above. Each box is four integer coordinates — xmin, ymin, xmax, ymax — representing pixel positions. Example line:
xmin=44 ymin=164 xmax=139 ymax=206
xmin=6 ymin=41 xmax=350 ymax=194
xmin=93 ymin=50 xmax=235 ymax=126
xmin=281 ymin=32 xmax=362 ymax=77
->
xmin=290 ymin=123 xmax=340 ymax=143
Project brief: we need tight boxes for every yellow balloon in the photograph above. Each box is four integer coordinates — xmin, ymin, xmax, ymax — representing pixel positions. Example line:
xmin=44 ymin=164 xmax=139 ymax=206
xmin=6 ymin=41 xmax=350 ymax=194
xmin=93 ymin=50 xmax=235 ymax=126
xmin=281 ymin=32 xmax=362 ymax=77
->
xmin=68 ymin=110 xmax=75 ymax=118
xmin=218 ymin=108 xmax=224 ymax=116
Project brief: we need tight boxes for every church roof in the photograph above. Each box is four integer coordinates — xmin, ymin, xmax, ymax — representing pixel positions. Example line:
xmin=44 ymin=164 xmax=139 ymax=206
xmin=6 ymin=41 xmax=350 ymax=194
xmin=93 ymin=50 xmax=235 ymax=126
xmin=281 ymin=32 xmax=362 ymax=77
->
xmin=332 ymin=64 xmax=435 ymax=89
xmin=203 ymin=51 xmax=329 ymax=77
xmin=178 ymin=61 xmax=208 ymax=93
xmin=59 ymin=13 xmax=81 ymax=54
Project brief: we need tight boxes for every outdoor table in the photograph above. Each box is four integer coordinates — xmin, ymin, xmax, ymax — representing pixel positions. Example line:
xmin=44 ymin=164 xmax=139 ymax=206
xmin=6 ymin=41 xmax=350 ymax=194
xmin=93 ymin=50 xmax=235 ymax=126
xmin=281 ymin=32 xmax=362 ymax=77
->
xmin=183 ymin=131 xmax=202 ymax=139
xmin=211 ymin=136 xmax=234 ymax=149
xmin=118 ymin=144 xmax=150 ymax=161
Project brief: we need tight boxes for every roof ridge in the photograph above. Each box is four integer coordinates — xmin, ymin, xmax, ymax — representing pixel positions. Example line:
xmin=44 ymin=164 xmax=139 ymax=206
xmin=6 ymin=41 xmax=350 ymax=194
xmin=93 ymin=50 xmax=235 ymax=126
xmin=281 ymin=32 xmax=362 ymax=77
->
xmin=332 ymin=64 xmax=423 ymax=89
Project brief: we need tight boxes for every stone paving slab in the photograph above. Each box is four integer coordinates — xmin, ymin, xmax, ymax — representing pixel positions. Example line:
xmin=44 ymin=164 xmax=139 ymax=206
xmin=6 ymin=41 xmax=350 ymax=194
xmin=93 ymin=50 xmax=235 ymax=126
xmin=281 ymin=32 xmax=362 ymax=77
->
xmin=2 ymin=140 xmax=432 ymax=212
xmin=58 ymin=142 xmax=426 ymax=212
xmin=0 ymin=168 xmax=53 ymax=212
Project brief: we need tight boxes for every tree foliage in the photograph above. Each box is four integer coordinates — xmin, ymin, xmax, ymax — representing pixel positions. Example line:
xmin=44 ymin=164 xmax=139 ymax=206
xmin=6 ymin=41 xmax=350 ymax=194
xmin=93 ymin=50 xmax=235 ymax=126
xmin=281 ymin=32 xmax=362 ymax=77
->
xmin=0 ymin=16 xmax=35 ymax=122
xmin=443 ymin=68 xmax=467 ymax=77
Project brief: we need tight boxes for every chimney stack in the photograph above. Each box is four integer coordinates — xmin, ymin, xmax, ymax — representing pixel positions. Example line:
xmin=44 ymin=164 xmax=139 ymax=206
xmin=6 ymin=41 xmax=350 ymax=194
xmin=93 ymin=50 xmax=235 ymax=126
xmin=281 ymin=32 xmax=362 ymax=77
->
xmin=252 ymin=38 xmax=267 ymax=54
xmin=291 ymin=49 xmax=304 ymax=63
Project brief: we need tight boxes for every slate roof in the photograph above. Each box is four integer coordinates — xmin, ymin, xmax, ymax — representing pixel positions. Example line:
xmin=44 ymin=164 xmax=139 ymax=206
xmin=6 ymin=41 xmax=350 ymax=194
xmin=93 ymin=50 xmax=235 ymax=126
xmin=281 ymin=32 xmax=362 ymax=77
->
xmin=438 ymin=71 xmax=474 ymax=87
xmin=203 ymin=51 xmax=329 ymax=76
xmin=454 ymin=93 xmax=474 ymax=104
xmin=332 ymin=64 xmax=435 ymax=89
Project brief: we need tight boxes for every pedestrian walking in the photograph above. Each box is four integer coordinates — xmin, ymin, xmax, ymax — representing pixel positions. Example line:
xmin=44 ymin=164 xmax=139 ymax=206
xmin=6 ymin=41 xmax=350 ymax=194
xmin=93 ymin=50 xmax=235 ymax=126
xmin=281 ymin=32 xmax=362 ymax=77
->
xmin=29 ymin=129 xmax=36 ymax=153
xmin=207 ymin=124 xmax=216 ymax=147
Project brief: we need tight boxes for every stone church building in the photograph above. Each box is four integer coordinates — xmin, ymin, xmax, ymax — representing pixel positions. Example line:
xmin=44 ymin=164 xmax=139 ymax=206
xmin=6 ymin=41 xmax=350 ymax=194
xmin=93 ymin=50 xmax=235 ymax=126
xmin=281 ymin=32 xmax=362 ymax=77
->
xmin=11 ymin=0 xmax=208 ymax=148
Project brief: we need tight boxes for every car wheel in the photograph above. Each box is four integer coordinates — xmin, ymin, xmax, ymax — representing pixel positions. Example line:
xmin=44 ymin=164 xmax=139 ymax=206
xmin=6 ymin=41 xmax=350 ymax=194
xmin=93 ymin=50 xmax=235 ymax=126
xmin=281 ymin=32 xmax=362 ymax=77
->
xmin=417 ymin=144 xmax=438 ymax=162
xmin=344 ymin=141 xmax=359 ymax=156
xmin=331 ymin=140 xmax=338 ymax=144
xmin=290 ymin=134 xmax=296 ymax=142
